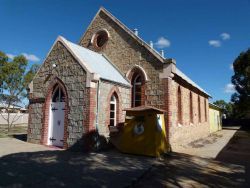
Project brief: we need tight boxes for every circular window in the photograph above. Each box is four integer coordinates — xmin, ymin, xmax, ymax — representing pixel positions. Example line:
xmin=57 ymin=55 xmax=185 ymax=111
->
xmin=92 ymin=30 xmax=109 ymax=49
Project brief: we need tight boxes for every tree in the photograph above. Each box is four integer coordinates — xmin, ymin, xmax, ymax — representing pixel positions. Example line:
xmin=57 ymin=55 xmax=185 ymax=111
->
xmin=0 ymin=51 xmax=39 ymax=131
xmin=213 ymin=100 xmax=234 ymax=118
xmin=231 ymin=49 xmax=250 ymax=118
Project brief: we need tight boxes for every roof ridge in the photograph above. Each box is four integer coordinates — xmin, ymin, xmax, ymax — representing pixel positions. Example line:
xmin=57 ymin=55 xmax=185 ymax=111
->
xmin=79 ymin=7 xmax=169 ymax=64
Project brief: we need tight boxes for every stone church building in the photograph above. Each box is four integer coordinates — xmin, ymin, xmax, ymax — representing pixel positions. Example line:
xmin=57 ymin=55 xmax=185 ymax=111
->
xmin=27 ymin=7 xmax=211 ymax=150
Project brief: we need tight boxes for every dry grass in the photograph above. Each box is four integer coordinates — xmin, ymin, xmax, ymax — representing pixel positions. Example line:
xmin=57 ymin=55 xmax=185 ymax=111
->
xmin=0 ymin=125 xmax=27 ymax=138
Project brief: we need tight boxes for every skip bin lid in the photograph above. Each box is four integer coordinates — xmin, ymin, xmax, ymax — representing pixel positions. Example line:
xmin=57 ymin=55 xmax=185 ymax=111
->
xmin=123 ymin=106 xmax=166 ymax=114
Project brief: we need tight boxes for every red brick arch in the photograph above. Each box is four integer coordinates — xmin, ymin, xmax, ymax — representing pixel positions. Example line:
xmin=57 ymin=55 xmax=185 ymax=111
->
xmin=41 ymin=77 xmax=69 ymax=149
xmin=105 ymin=86 xmax=123 ymax=128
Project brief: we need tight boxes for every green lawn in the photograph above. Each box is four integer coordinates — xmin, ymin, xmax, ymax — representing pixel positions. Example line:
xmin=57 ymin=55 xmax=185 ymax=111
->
xmin=0 ymin=125 xmax=27 ymax=138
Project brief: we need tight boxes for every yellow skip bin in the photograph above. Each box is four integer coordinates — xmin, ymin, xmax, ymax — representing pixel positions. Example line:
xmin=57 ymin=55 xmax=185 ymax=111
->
xmin=117 ymin=106 xmax=168 ymax=157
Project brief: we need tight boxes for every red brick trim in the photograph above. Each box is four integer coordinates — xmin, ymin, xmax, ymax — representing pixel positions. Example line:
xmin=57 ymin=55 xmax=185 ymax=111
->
xmin=41 ymin=77 xmax=69 ymax=149
xmin=84 ymin=87 xmax=97 ymax=133
xmin=105 ymin=86 xmax=122 ymax=128
xmin=163 ymin=78 xmax=171 ymax=149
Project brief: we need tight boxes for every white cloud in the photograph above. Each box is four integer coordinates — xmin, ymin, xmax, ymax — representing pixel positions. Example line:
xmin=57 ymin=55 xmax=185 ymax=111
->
xmin=220 ymin=33 xmax=230 ymax=40
xmin=22 ymin=53 xmax=40 ymax=62
xmin=208 ymin=40 xmax=221 ymax=47
xmin=6 ymin=53 xmax=15 ymax=59
xmin=155 ymin=37 xmax=171 ymax=48
xmin=6 ymin=52 xmax=40 ymax=62
xmin=230 ymin=64 xmax=234 ymax=70
xmin=224 ymin=83 xmax=236 ymax=93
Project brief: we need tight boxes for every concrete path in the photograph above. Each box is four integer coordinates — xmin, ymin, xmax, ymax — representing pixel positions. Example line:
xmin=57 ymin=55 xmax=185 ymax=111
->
xmin=0 ymin=137 xmax=60 ymax=157
xmin=133 ymin=126 xmax=250 ymax=188
xmin=134 ymin=152 xmax=245 ymax=188
xmin=173 ymin=127 xmax=240 ymax=158
xmin=0 ymin=127 xmax=249 ymax=187
xmin=0 ymin=138 xmax=157 ymax=188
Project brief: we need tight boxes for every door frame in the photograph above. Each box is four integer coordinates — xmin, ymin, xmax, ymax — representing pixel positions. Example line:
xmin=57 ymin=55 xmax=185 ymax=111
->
xmin=42 ymin=77 xmax=69 ymax=149
xmin=47 ymin=85 xmax=65 ymax=146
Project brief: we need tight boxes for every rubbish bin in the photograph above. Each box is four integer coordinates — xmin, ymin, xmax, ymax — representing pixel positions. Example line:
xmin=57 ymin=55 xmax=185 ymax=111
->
xmin=117 ymin=106 xmax=168 ymax=157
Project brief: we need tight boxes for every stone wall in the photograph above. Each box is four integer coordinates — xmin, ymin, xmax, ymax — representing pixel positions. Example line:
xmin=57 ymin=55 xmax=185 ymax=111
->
xmin=97 ymin=80 xmax=130 ymax=137
xmin=79 ymin=11 xmax=166 ymax=109
xmin=28 ymin=41 xmax=88 ymax=148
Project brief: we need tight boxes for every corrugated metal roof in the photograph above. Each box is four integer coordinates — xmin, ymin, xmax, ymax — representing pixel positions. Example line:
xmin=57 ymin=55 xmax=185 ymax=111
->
xmin=175 ymin=68 xmax=211 ymax=96
xmin=0 ymin=104 xmax=23 ymax=109
xmin=209 ymin=103 xmax=223 ymax=110
xmin=63 ymin=37 xmax=130 ymax=86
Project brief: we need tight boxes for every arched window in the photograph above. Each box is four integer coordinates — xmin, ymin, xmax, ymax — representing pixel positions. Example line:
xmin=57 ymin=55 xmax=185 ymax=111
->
xmin=52 ymin=85 xmax=65 ymax=102
xmin=132 ymin=74 xmax=142 ymax=107
xmin=190 ymin=92 xmax=193 ymax=124
xmin=109 ymin=94 xmax=117 ymax=126
xmin=177 ymin=86 xmax=182 ymax=124
xmin=198 ymin=96 xmax=201 ymax=123
xmin=204 ymin=98 xmax=207 ymax=122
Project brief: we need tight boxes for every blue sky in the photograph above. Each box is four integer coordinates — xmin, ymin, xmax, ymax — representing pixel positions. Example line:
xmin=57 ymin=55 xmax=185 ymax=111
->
xmin=1 ymin=0 xmax=250 ymax=102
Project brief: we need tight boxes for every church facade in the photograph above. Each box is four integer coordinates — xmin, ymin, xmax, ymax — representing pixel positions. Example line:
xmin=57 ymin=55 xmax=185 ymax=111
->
xmin=27 ymin=7 xmax=210 ymax=150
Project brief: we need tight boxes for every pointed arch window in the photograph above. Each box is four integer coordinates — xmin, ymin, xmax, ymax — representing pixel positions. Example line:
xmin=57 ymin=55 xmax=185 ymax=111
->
xmin=204 ymin=98 xmax=207 ymax=122
xmin=198 ymin=96 xmax=201 ymax=123
xmin=52 ymin=85 xmax=65 ymax=102
xmin=110 ymin=94 xmax=117 ymax=126
xmin=177 ymin=86 xmax=182 ymax=124
xmin=132 ymin=74 xmax=142 ymax=107
xmin=190 ymin=92 xmax=193 ymax=124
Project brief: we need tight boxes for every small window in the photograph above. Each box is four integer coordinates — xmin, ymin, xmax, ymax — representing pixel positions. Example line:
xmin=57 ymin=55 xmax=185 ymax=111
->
xmin=110 ymin=95 xmax=117 ymax=126
xmin=92 ymin=30 xmax=109 ymax=49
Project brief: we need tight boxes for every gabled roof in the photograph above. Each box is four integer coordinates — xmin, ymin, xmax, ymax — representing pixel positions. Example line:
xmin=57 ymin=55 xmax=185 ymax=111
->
xmin=61 ymin=37 xmax=130 ymax=86
xmin=79 ymin=7 xmax=211 ymax=97
xmin=79 ymin=7 xmax=171 ymax=65
xmin=32 ymin=36 xmax=130 ymax=87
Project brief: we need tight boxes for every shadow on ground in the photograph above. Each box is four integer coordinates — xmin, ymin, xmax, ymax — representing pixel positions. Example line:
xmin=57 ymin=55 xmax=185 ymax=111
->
xmin=12 ymin=134 xmax=27 ymax=142
xmin=0 ymin=149 xmax=155 ymax=188
xmin=216 ymin=125 xmax=250 ymax=187
xmin=133 ymin=125 xmax=250 ymax=187
xmin=133 ymin=152 xmax=245 ymax=188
